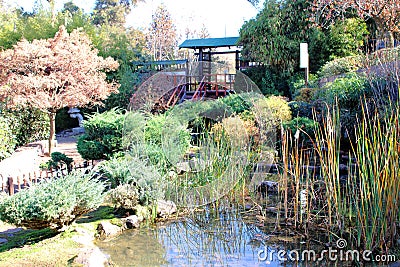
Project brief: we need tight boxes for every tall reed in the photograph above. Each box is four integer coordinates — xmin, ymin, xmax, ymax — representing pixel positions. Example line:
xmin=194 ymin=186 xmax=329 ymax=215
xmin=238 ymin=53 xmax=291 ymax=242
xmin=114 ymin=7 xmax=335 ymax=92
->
xmin=348 ymin=104 xmax=399 ymax=251
xmin=312 ymin=103 xmax=346 ymax=233
xmin=280 ymin=100 xmax=399 ymax=252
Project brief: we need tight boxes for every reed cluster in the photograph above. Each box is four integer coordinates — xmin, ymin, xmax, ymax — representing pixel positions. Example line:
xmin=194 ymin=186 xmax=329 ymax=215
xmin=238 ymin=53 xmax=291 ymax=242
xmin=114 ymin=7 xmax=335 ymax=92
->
xmin=280 ymin=101 xmax=399 ymax=252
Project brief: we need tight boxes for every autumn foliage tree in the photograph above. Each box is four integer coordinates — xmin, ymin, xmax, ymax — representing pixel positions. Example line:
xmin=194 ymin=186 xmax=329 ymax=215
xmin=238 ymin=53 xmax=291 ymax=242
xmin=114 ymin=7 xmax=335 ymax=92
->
xmin=0 ymin=26 xmax=119 ymax=153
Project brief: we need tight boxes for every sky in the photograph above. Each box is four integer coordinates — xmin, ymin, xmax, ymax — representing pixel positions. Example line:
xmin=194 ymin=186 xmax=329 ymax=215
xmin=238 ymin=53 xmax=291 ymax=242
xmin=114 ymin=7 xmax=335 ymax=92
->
xmin=3 ymin=0 xmax=261 ymax=41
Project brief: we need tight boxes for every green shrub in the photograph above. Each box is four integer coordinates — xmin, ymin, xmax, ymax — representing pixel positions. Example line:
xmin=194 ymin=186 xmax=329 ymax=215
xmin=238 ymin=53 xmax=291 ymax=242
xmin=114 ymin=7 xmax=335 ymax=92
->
xmin=84 ymin=108 xmax=125 ymax=139
xmin=98 ymin=154 xmax=164 ymax=205
xmin=283 ymin=117 xmax=318 ymax=143
xmin=107 ymin=184 xmax=139 ymax=210
xmin=0 ymin=171 xmax=105 ymax=230
xmin=77 ymin=109 xmax=125 ymax=160
xmin=219 ymin=94 xmax=251 ymax=114
xmin=144 ymin=113 xmax=191 ymax=159
xmin=318 ymin=56 xmax=363 ymax=78
xmin=2 ymin=107 xmax=49 ymax=147
xmin=144 ymin=114 xmax=166 ymax=145
xmin=288 ymin=73 xmax=318 ymax=102
xmin=77 ymin=138 xmax=108 ymax=160
xmin=321 ymin=73 xmax=371 ymax=109
xmin=242 ymin=65 xmax=283 ymax=96
xmin=254 ymin=95 xmax=292 ymax=128
xmin=0 ymin=116 xmax=16 ymax=160
xmin=40 ymin=152 xmax=73 ymax=171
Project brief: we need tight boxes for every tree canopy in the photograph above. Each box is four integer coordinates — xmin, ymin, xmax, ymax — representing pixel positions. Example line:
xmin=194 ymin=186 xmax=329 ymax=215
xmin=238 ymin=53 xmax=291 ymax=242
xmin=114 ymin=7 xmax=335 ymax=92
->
xmin=312 ymin=0 xmax=400 ymax=46
xmin=147 ymin=4 xmax=177 ymax=61
xmin=0 ymin=26 xmax=119 ymax=152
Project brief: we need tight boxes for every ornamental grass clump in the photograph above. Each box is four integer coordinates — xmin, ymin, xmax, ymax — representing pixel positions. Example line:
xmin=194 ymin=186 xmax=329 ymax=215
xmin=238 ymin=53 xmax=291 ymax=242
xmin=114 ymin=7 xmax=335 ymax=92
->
xmin=0 ymin=171 xmax=105 ymax=230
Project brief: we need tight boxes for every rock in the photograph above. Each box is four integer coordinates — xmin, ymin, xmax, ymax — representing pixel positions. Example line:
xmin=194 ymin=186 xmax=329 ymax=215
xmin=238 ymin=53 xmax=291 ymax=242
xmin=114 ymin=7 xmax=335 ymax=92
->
xmin=122 ymin=215 xmax=143 ymax=229
xmin=156 ymin=199 xmax=177 ymax=217
xmin=176 ymin=161 xmax=190 ymax=174
xmin=96 ymin=221 xmax=121 ymax=240
xmin=73 ymin=247 xmax=109 ymax=267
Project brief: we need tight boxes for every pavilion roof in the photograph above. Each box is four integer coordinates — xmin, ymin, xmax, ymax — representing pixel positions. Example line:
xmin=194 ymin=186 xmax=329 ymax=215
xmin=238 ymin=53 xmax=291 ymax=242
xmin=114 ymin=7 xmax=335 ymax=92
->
xmin=179 ymin=37 xmax=240 ymax=49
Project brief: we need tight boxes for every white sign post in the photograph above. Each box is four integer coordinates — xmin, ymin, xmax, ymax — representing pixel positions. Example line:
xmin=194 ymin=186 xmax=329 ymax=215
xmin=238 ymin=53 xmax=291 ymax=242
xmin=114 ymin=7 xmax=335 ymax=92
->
xmin=300 ymin=43 xmax=309 ymax=87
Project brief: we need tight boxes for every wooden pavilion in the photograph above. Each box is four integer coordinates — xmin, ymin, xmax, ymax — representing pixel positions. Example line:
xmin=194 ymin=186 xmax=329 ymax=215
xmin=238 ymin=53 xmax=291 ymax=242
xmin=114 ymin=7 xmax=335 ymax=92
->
xmin=130 ymin=37 xmax=245 ymax=111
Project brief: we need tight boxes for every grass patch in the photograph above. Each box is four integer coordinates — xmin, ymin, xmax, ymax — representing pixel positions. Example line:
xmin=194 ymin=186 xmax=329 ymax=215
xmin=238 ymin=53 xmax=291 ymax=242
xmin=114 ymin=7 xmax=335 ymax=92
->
xmin=0 ymin=229 xmax=80 ymax=267
xmin=0 ymin=204 xmax=117 ymax=266
xmin=75 ymin=205 xmax=116 ymax=224
xmin=0 ymin=228 xmax=58 ymax=253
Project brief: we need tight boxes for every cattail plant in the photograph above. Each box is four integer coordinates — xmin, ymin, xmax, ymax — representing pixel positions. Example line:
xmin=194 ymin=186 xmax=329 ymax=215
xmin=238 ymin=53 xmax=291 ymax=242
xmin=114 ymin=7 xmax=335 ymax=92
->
xmin=348 ymin=104 xmax=399 ymax=251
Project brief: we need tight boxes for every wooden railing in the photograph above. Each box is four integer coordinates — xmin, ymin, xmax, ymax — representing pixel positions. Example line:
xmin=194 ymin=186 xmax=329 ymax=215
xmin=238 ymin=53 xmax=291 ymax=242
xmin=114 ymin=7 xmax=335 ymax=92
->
xmin=169 ymin=73 xmax=236 ymax=91
xmin=0 ymin=161 xmax=95 ymax=196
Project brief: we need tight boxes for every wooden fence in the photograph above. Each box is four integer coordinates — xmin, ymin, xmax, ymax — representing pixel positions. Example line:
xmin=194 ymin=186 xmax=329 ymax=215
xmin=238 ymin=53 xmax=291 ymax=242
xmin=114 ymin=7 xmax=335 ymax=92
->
xmin=0 ymin=161 xmax=95 ymax=196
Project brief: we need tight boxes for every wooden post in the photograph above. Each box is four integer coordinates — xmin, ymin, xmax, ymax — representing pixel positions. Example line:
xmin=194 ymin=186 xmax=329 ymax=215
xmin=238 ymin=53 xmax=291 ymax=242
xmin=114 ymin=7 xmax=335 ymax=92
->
xmin=7 ymin=177 xmax=14 ymax=196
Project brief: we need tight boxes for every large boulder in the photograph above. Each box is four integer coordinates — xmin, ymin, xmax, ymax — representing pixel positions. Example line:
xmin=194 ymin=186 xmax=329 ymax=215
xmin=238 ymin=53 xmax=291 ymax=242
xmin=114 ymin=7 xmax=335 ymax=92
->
xmin=96 ymin=221 xmax=121 ymax=240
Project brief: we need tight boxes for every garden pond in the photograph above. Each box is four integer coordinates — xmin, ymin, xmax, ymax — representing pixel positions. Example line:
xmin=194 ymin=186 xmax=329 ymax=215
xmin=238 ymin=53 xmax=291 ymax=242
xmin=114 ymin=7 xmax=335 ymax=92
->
xmin=95 ymin=205 xmax=363 ymax=267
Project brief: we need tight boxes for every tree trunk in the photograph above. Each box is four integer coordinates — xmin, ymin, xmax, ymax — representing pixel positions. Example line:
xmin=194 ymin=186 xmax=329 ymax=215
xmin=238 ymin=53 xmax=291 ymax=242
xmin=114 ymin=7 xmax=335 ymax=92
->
xmin=48 ymin=112 xmax=56 ymax=155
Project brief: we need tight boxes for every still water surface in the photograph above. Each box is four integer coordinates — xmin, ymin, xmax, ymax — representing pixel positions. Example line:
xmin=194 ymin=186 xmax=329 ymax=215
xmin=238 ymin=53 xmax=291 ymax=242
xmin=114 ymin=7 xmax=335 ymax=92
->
xmin=96 ymin=207 xmax=340 ymax=267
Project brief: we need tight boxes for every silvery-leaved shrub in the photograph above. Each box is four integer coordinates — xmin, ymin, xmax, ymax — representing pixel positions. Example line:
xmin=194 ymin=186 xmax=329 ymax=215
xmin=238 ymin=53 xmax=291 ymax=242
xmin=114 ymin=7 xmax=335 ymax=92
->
xmin=107 ymin=184 xmax=139 ymax=210
xmin=0 ymin=171 xmax=105 ymax=230
xmin=98 ymin=154 xmax=165 ymax=205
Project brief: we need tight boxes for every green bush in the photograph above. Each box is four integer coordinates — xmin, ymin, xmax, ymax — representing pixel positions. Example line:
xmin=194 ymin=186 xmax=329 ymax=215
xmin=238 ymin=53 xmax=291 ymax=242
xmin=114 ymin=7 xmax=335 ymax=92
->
xmin=84 ymin=108 xmax=125 ymax=139
xmin=320 ymin=73 xmax=371 ymax=109
xmin=219 ymin=94 xmax=251 ymax=114
xmin=242 ymin=65 xmax=284 ymax=96
xmin=98 ymin=154 xmax=164 ymax=205
xmin=107 ymin=184 xmax=139 ymax=210
xmin=283 ymin=117 xmax=318 ymax=143
xmin=318 ymin=56 xmax=363 ymax=78
xmin=40 ymin=152 xmax=73 ymax=172
xmin=144 ymin=114 xmax=166 ymax=145
xmin=2 ymin=107 xmax=49 ymax=147
xmin=144 ymin=113 xmax=191 ymax=156
xmin=288 ymin=73 xmax=319 ymax=102
xmin=0 ymin=171 xmax=105 ymax=230
xmin=0 ymin=116 xmax=16 ymax=160
xmin=77 ymin=138 xmax=108 ymax=160
xmin=254 ymin=95 xmax=292 ymax=128
xmin=77 ymin=109 xmax=125 ymax=160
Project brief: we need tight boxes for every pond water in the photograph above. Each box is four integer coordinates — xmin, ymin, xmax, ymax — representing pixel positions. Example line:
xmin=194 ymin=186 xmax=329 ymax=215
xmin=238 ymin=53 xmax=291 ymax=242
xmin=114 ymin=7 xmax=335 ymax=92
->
xmin=96 ymin=206 xmax=313 ymax=267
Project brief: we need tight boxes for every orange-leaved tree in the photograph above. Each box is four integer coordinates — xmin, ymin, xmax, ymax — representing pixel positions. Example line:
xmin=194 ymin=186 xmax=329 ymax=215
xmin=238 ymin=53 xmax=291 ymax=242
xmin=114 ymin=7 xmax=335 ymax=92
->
xmin=0 ymin=26 xmax=120 ymax=154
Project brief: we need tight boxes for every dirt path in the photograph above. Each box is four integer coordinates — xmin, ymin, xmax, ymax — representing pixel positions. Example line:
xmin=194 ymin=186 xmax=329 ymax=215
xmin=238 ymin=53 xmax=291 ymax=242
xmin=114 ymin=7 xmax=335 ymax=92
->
xmin=0 ymin=134 xmax=85 ymax=184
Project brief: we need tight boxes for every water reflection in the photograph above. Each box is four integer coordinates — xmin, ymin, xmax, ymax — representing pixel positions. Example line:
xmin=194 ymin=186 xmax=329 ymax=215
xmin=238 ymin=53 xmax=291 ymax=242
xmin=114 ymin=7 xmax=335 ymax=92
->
xmin=96 ymin=207 xmax=350 ymax=267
